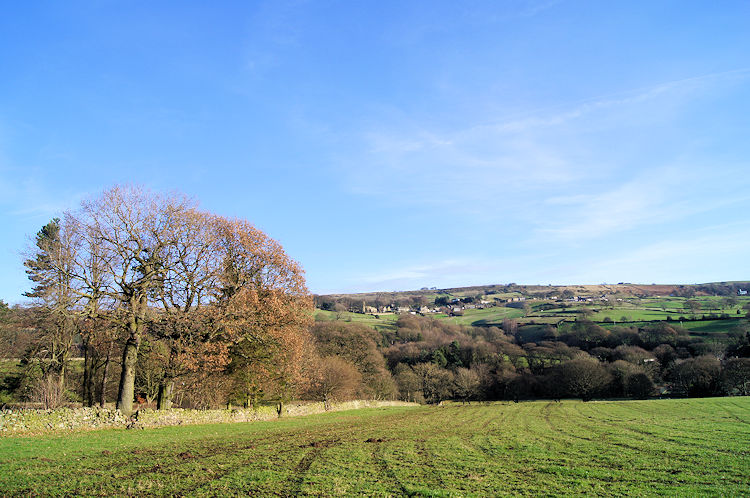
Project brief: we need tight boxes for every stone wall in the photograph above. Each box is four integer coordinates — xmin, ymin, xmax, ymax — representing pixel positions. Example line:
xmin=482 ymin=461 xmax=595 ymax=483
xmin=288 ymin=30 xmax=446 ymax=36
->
xmin=0 ymin=400 xmax=417 ymax=436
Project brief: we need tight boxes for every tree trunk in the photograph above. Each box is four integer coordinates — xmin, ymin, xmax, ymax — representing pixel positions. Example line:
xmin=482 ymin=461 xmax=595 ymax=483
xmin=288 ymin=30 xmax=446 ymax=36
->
xmin=116 ymin=336 xmax=140 ymax=415
xmin=99 ymin=341 xmax=112 ymax=408
xmin=58 ymin=362 xmax=66 ymax=398
xmin=156 ymin=379 xmax=174 ymax=410
xmin=82 ymin=343 xmax=92 ymax=407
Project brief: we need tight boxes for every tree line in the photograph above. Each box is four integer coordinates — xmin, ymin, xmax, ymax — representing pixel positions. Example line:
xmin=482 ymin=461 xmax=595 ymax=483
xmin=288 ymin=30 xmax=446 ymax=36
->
xmin=1 ymin=186 xmax=749 ymax=410
xmin=4 ymin=292 xmax=749 ymax=409
xmin=376 ymin=315 xmax=750 ymax=403
xmin=2 ymin=186 xmax=315 ymax=414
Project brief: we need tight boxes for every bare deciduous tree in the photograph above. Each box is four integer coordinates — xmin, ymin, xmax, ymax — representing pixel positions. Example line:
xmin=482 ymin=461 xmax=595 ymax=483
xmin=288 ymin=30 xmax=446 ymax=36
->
xmin=30 ymin=185 xmax=312 ymax=416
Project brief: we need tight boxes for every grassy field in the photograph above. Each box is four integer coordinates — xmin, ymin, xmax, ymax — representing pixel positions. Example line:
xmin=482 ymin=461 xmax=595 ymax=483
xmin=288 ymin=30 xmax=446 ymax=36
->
xmin=529 ymin=297 xmax=749 ymax=325
xmin=314 ymin=295 xmax=749 ymax=332
xmin=1 ymin=398 xmax=747 ymax=496
xmin=673 ymin=318 xmax=747 ymax=333
xmin=436 ymin=307 xmax=526 ymax=326
xmin=596 ymin=317 xmax=748 ymax=335
xmin=314 ymin=307 xmax=527 ymax=329
xmin=314 ymin=309 xmax=399 ymax=331
xmin=0 ymin=359 xmax=23 ymax=404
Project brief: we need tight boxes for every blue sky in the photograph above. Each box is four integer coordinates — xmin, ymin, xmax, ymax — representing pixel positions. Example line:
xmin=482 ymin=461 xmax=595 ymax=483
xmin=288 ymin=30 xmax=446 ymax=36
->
xmin=1 ymin=1 xmax=749 ymax=303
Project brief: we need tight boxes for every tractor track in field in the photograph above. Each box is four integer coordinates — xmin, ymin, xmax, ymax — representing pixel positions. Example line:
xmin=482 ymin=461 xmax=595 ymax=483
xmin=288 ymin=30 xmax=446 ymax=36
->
xmin=412 ymin=438 xmax=448 ymax=490
xmin=182 ymin=435 xmax=344 ymax=497
xmin=178 ymin=412 xmax=431 ymax=496
xmin=371 ymin=440 xmax=414 ymax=496
xmin=285 ymin=437 xmax=346 ymax=496
xmin=537 ymin=402 xmax=652 ymax=455
xmin=4 ymin=400 xmax=749 ymax=496
xmin=717 ymin=401 xmax=750 ymax=425
xmin=572 ymin=404 xmax=741 ymax=456
xmin=59 ymin=427 xmax=337 ymax=495
xmin=477 ymin=403 xmax=509 ymax=432
xmin=540 ymin=402 xmax=611 ymax=445
xmin=455 ymin=407 xmax=511 ymax=459
xmin=74 ymin=434 xmax=296 ymax=495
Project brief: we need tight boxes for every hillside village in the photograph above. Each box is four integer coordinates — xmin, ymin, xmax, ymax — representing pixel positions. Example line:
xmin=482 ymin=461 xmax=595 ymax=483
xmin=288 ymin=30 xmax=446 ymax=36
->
xmin=315 ymin=281 xmax=750 ymax=321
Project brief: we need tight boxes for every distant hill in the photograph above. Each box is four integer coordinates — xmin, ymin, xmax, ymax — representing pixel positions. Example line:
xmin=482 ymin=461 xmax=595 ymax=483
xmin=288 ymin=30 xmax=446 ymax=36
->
xmin=316 ymin=281 xmax=750 ymax=302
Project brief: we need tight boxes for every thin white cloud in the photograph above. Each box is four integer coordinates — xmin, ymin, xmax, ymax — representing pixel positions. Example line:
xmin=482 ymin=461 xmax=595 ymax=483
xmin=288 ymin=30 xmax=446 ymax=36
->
xmin=355 ymin=259 xmax=477 ymax=284
xmin=486 ymin=67 xmax=750 ymax=135
xmin=537 ymin=169 xmax=682 ymax=240
xmin=334 ymin=258 xmax=508 ymax=293
xmin=520 ymin=0 xmax=563 ymax=17
xmin=339 ymin=67 xmax=750 ymax=235
xmin=576 ymin=224 xmax=750 ymax=284
xmin=1 ymin=177 xmax=86 ymax=221
xmin=536 ymin=162 xmax=750 ymax=241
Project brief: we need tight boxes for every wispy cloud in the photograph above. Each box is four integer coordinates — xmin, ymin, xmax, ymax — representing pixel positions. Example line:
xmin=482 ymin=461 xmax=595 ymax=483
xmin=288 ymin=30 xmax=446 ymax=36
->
xmin=333 ymin=249 xmax=569 ymax=293
xmin=488 ymin=67 xmax=750 ymax=134
xmin=356 ymin=259 xmax=478 ymax=284
xmin=536 ymin=168 xmax=687 ymax=240
xmin=572 ymin=222 xmax=750 ymax=284
xmin=0 ymin=173 xmax=89 ymax=222
xmin=338 ymin=68 xmax=750 ymax=235
xmin=519 ymin=0 xmax=563 ymax=17
xmin=336 ymin=258 xmax=506 ymax=293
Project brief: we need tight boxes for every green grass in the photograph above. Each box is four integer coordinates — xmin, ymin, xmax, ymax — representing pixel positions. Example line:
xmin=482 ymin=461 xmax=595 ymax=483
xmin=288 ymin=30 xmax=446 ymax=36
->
xmin=441 ymin=307 xmax=525 ymax=326
xmin=314 ymin=306 xmax=527 ymax=329
xmin=530 ymin=299 xmax=749 ymax=325
xmin=1 ymin=398 xmax=748 ymax=496
xmin=671 ymin=318 xmax=748 ymax=335
xmin=596 ymin=317 xmax=748 ymax=337
xmin=676 ymin=318 xmax=745 ymax=330
xmin=596 ymin=309 xmax=671 ymax=321
xmin=0 ymin=360 xmax=23 ymax=403
xmin=314 ymin=309 xmax=399 ymax=332
xmin=0 ymin=358 xmax=22 ymax=372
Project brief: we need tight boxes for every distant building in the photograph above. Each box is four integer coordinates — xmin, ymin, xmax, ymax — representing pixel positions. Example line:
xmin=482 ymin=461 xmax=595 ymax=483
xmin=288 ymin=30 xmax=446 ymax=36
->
xmin=739 ymin=289 xmax=748 ymax=296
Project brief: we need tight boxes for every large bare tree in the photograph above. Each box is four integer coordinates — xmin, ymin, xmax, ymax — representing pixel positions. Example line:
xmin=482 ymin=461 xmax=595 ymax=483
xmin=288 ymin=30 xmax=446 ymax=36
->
xmin=70 ymin=186 xmax=194 ymax=414
xmin=45 ymin=185 xmax=312 ymax=415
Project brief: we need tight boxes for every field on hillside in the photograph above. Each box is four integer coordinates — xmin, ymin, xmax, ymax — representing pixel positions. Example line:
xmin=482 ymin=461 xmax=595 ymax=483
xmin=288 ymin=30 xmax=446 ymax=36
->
xmin=435 ymin=307 xmax=526 ymax=326
xmin=315 ymin=293 xmax=750 ymax=332
xmin=1 ymin=398 xmax=748 ymax=496
xmin=314 ymin=309 xmax=399 ymax=331
xmin=528 ymin=296 xmax=749 ymax=324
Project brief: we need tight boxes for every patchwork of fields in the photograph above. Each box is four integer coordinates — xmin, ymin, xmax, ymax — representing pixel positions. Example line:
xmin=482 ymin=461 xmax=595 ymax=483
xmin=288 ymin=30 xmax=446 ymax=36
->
xmin=315 ymin=294 xmax=750 ymax=332
xmin=1 ymin=398 xmax=747 ymax=495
